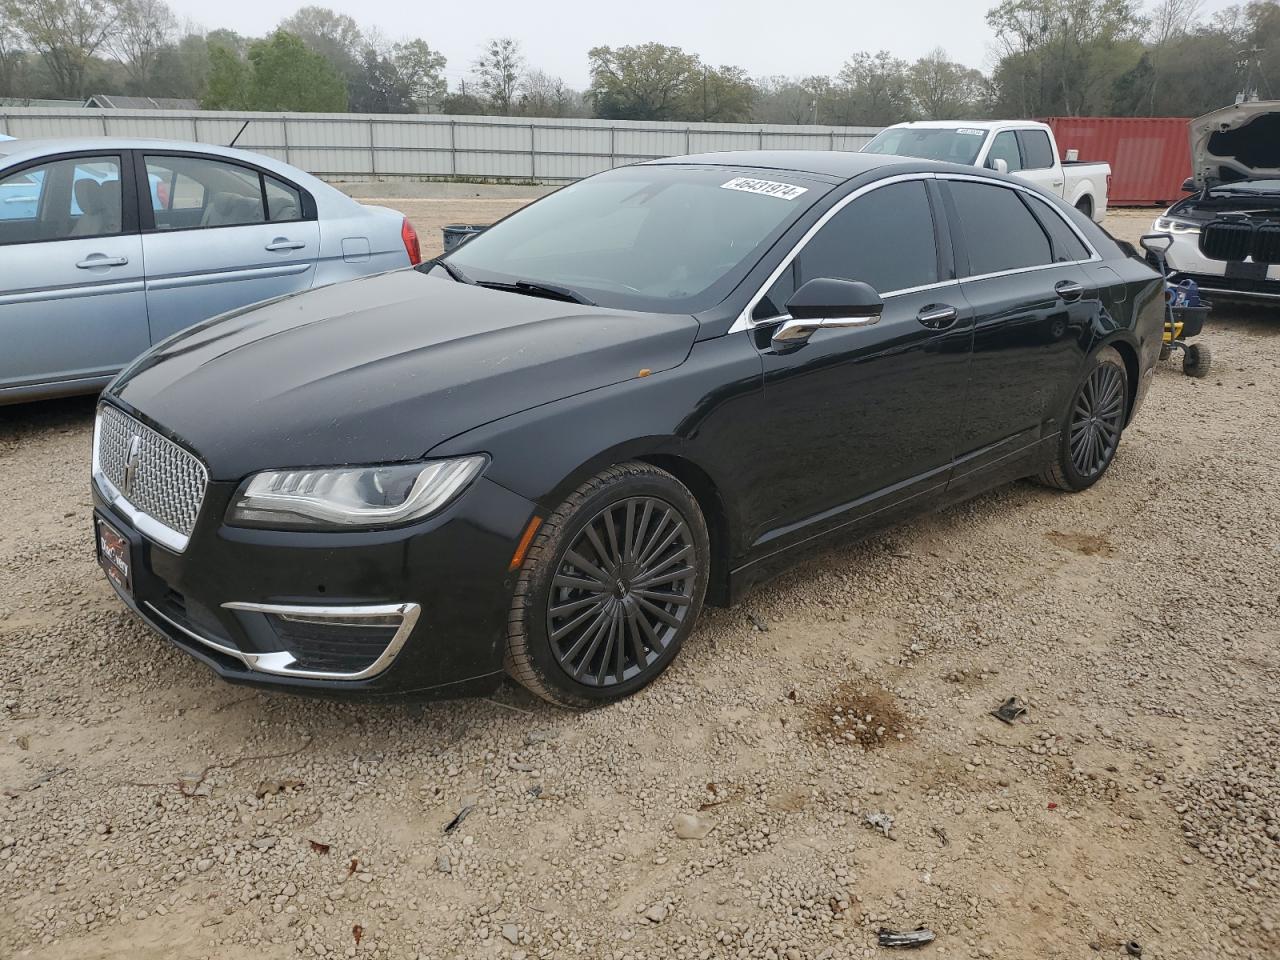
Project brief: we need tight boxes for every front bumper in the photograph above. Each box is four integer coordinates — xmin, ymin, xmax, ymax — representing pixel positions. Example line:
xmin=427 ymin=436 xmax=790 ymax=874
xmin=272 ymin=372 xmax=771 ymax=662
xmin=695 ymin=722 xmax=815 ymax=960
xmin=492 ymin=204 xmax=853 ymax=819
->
xmin=93 ymin=474 xmax=536 ymax=697
xmin=1155 ymin=222 xmax=1280 ymax=301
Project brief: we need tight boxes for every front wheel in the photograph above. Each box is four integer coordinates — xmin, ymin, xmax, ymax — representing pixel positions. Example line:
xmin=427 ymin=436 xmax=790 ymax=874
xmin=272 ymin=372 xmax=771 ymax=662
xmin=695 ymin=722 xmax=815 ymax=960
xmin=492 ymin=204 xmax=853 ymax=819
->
xmin=1038 ymin=346 xmax=1129 ymax=492
xmin=505 ymin=462 xmax=709 ymax=709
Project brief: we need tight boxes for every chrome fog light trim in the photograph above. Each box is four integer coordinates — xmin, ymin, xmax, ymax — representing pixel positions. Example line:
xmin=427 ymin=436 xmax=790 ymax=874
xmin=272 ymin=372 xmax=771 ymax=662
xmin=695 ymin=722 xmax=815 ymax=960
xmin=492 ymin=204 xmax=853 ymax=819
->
xmin=221 ymin=601 xmax=421 ymax=681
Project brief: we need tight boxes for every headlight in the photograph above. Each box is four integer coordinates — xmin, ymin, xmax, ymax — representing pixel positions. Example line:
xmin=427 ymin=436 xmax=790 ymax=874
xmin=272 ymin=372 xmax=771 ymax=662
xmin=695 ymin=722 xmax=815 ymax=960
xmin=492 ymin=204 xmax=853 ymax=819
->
xmin=1155 ymin=217 xmax=1200 ymax=234
xmin=226 ymin=456 xmax=487 ymax=529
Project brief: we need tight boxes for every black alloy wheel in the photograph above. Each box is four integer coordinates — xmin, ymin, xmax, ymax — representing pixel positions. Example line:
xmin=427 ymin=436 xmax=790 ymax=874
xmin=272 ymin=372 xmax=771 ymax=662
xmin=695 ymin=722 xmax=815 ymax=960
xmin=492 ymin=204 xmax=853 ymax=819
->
xmin=1038 ymin=345 xmax=1129 ymax=492
xmin=506 ymin=462 xmax=709 ymax=708
xmin=1068 ymin=360 xmax=1126 ymax=479
xmin=546 ymin=496 xmax=694 ymax=687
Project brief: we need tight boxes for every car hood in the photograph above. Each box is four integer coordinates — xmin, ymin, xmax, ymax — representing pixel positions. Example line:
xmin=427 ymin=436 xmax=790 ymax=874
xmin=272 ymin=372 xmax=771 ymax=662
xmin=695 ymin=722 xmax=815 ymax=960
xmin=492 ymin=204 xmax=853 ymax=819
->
xmin=1189 ymin=101 xmax=1280 ymax=188
xmin=108 ymin=269 xmax=698 ymax=480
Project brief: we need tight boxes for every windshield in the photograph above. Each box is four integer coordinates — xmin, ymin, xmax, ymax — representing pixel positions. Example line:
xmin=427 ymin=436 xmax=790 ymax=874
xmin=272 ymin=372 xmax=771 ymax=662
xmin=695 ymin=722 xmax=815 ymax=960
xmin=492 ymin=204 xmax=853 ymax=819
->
xmin=438 ymin=165 xmax=828 ymax=313
xmin=862 ymin=127 xmax=988 ymax=165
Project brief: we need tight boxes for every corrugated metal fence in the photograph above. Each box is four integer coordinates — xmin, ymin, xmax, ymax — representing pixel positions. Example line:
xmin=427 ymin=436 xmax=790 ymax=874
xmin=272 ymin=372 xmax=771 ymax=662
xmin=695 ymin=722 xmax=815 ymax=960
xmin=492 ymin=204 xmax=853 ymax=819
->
xmin=0 ymin=108 xmax=883 ymax=183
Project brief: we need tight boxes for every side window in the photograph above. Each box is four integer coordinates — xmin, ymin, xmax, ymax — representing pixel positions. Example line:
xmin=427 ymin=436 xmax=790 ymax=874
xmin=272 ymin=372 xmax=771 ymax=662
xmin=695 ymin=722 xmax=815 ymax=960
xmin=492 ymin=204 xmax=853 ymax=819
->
xmin=947 ymin=180 xmax=1053 ymax=276
xmin=754 ymin=180 xmax=938 ymax=319
xmin=144 ymin=155 xmax=266 ymax=230
xmin=798 ymin=181 xmax=938 ymax=293
xmin=1018 ymin=130 xmax=1055 ymax=170
xmin=0 ymin=155 xmax=122 ymax=244
xmin=986 ymin=131 xmax=1022 ymax=173
xmin=265 ymin=176 xmax=303 ymax=222
xmin=1025 ymin=194 xmax=1091 ymax=262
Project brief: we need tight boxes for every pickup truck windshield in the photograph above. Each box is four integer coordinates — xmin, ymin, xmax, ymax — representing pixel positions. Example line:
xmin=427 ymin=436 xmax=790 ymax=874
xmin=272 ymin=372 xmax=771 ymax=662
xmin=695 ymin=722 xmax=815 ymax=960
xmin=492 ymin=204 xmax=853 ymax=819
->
xmin=862 ymin=128 xmax=988 ymax=165
xmin=438 ymin=165 xmax=828 ymax=313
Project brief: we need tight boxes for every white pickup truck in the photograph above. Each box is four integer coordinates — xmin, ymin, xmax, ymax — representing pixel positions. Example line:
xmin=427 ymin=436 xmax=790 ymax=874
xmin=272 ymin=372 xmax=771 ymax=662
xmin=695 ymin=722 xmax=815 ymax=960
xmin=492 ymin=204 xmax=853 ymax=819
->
xmin=862 ymin=120 xmax=1111 ymax=222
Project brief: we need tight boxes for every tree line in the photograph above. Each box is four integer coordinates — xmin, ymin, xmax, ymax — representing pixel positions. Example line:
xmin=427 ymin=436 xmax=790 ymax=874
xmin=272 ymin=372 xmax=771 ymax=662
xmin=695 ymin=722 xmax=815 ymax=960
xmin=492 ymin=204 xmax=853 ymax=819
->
xmin=1 ymin=0 xmax=1277 ymax=121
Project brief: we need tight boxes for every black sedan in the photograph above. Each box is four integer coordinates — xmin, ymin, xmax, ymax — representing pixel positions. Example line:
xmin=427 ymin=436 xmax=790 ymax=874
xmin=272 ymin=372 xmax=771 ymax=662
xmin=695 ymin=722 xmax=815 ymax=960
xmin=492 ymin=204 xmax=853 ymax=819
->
xmin=92 ymin=151 xmax=1164 ymax=708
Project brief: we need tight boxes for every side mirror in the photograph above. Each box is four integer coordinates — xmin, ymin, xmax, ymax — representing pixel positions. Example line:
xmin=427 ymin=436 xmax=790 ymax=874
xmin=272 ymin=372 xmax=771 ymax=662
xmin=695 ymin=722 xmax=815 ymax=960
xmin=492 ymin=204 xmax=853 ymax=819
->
xmin=1140 ymin=233 xmax=1173 ymax=257
xmin=986 ymin=157 xmax=1009 ymax=175
xmin=1181 ymin=177 xmax=1196 ymax=192
xmin=772 ymin=278 xmax=883 ymax=349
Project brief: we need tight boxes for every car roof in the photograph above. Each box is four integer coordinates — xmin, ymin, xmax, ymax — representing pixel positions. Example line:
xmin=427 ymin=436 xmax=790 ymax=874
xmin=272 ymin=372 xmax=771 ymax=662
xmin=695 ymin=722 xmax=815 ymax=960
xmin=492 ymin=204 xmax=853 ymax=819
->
xmin=881 ymin=120 xmax=1048 ymax=132
xmin=645 ymin=149 xmax=908 ymax=181
xmin=645 ymin=149 xmax=1014 ymax=185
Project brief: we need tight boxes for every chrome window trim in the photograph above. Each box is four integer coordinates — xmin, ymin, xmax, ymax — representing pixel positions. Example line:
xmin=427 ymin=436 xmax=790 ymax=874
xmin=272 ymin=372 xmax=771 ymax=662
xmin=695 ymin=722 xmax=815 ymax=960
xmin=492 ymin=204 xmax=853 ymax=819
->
xmin=92 ymin=410 xmax=203 ymax=554
xmin=220 ymin=601 xmax=421 ymax=681
xmin=732 ymin=171 xmax=1102 ymax=333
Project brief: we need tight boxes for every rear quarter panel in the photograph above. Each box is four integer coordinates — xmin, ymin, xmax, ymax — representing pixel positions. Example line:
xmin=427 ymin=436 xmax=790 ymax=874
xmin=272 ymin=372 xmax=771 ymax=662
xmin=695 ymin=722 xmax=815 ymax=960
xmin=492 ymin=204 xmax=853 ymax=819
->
xmin=313 ymin=206 xmax=410 ymax=287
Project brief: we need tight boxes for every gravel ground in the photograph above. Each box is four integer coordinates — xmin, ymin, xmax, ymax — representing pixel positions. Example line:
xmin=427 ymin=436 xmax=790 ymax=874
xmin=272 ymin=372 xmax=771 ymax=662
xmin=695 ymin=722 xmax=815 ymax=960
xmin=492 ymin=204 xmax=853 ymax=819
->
xmin=1 ymin=207 xmax=1277 ymax=960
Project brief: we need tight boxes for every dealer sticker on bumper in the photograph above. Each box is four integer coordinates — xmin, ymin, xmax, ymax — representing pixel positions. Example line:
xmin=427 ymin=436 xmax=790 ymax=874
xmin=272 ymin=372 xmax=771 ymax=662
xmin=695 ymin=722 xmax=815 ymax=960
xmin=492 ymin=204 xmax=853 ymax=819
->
xmin=721 ymin=177 xmax=808 ymax=201
xmin=96 ymin=517 xmax=132 ymax=595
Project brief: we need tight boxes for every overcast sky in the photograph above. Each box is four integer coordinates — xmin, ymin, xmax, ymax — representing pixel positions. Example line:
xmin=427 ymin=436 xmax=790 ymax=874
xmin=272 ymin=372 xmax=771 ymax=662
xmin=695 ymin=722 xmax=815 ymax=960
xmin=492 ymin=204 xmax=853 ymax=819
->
xmin=162 ymin=0 xmax=1240 ymax=90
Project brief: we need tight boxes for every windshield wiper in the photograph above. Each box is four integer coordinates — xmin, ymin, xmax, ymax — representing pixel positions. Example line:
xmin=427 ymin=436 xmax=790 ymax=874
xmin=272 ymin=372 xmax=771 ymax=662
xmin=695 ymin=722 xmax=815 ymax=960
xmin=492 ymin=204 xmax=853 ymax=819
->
xmin=477 ymin=279 xmax=596 ymax=306
xmin=432 ymin=257 xmax=473 ymax=284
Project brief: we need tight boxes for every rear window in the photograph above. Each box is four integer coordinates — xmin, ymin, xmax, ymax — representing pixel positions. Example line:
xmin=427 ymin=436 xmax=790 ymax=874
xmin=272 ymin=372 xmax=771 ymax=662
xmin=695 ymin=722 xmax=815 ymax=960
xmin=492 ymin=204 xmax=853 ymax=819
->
xmin=1019 ymin=130 xmax=1056 ymax=170
xmin=1025 ymin=194 xmax=1091 ymax=262
xmin=947 ymin=180 xmax=1054 ymax=276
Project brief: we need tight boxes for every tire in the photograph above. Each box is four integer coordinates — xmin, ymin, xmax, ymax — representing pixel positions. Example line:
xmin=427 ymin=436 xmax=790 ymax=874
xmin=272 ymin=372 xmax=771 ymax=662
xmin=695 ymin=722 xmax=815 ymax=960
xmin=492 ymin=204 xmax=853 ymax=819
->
xmin=1159 ymin=343 xmax=1172 ymax=362
xmin=1075 ymin=197 xmax=1093 ymax=219
xmin=505 ymin=462 xmax=710 ymax=709
xmin=1183 ymin=341 xmax=1212 ymax=378
xmin=1037 ymin=345 xmax=1129 ymax=492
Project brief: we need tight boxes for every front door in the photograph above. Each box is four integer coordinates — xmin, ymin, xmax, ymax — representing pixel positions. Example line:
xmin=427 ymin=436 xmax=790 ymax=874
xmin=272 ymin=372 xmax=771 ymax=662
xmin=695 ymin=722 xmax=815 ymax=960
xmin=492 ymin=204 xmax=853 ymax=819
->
xmin=138 ymin=152 xmax=320 ymax=343
xmin=0 ymin=153 xmax=149 ymax=394
xmin=744 ymin=177 xmax=974 ymax=554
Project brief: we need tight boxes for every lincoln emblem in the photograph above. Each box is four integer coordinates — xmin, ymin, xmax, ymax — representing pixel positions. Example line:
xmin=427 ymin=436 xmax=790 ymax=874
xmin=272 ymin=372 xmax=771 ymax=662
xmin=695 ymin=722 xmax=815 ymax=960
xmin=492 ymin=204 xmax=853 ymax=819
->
xmin=123 ymin=436 xmax=141 ymax=496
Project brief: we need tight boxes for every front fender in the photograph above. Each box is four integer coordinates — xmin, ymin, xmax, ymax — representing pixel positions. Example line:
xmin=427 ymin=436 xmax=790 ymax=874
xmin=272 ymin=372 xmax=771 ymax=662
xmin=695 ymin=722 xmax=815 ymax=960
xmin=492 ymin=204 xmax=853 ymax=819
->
xmin=427 ymin=331 xmax=766 ymax=567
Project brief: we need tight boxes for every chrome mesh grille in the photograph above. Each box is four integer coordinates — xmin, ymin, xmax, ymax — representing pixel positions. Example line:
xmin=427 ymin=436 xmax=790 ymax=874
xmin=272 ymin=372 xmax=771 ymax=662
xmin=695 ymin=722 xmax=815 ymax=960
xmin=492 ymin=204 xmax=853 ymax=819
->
xmin=95 ymin=405 xmax=208 ymax=539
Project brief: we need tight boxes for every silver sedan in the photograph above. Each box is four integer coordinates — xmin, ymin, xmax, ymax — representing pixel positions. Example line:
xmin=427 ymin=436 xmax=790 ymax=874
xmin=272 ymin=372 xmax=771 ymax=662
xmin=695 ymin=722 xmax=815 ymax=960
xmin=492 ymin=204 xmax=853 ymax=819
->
xmin=0 ymin=137 xmax=422 ymax=404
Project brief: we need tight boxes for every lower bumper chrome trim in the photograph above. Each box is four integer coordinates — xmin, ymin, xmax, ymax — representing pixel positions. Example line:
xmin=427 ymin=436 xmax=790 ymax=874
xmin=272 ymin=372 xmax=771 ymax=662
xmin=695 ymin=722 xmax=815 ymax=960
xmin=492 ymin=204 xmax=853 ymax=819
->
xmin=220 ymin=601 xmax=421 ymax=681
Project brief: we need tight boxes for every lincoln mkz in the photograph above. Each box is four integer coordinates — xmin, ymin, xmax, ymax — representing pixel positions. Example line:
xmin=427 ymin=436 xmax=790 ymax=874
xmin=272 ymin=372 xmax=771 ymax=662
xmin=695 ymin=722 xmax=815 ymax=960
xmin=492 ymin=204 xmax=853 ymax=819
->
xmin=92 ymin=151 xmax=1165 ymax=708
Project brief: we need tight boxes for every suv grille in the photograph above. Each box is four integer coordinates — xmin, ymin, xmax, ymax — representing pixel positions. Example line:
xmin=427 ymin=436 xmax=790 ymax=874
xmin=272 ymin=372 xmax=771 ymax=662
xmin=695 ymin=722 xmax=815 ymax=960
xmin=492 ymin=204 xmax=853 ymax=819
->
xmin=1199 ymin=220 xmax=1254 ymax=261
xmin=95 ymin=404 xmax=208 ymax=542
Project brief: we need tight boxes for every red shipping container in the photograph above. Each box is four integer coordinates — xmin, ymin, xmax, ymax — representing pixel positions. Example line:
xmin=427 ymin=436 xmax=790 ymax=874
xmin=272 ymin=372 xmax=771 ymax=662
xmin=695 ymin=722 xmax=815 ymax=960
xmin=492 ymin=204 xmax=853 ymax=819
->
xmin=1041 ymin=116 xmax=1193 ymax=207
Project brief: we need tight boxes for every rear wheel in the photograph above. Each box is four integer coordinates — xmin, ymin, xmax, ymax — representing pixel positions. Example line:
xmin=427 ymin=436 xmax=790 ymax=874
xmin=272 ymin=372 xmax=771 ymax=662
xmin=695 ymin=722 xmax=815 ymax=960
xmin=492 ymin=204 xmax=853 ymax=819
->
xmin=505 ymin=462 xmax=709 ymax=709
xmin=1038 ymin=346 xmax=1128 ymax=492
xmin=1075 ymin=196 xmax=1094 ymax=219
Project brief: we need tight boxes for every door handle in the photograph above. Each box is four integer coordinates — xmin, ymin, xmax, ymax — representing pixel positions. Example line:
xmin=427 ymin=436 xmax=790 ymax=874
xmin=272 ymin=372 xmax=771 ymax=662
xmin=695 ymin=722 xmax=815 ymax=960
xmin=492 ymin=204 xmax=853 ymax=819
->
xmin=76 ymin=255 xmax=129 ymax=269
xmin=1054 ymin=280 xmax=1085 ymax=302
xmin=916 ymin=304 xmax=958 ymax=329
xmin=265 ymin=239 xmax=306 ymax=251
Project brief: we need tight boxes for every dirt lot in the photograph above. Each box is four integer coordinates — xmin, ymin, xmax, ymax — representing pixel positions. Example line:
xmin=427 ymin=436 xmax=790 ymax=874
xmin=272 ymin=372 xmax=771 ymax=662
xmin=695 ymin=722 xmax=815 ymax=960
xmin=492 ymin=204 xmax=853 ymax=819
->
xmin=1 ymin=207 xmax=1277 ymax=960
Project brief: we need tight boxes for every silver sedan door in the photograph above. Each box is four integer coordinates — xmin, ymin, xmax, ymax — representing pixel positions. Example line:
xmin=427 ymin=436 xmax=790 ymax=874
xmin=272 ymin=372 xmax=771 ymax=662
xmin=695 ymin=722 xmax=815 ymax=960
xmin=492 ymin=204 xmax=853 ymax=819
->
xmin=0 ymin=153 xmax=149 ymax=399
xmin=139 ymin=153 xmax=321 ymax=344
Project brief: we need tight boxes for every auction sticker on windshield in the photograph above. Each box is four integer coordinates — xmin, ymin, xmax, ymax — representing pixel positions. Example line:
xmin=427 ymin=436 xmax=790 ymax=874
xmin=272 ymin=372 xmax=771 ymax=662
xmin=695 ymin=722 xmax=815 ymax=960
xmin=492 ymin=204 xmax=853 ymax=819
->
xmin=721 ymin=177 xmax=809 ymax=200
xmin=956 ymin=128 xmax=987 ymax=136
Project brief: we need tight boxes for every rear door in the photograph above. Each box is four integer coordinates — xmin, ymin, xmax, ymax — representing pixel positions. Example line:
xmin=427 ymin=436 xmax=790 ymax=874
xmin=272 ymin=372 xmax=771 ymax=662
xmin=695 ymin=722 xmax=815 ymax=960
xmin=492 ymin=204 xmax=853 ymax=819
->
xmin=138 ymin=152 xmax=320 ymax=343
xmin=745 ymin=176 xmax=974 ymax=549
xmin=0 ymin=152 xmax=149 ymax=394
xmin=941 ymin=176 xmax=1100 ymax=490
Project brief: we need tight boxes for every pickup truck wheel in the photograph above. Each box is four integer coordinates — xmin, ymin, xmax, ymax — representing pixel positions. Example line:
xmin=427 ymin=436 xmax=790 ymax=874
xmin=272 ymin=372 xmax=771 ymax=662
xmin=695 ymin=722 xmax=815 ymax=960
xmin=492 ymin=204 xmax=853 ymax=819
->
xmin=1075 ymin=196 xmax=1093 ymax=218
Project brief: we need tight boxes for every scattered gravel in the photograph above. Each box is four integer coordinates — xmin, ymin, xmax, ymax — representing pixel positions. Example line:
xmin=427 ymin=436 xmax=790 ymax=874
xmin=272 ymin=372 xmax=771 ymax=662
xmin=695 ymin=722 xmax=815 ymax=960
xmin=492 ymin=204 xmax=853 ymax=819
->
xmin=0 ymin=209 xmax=1276 ymax=960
